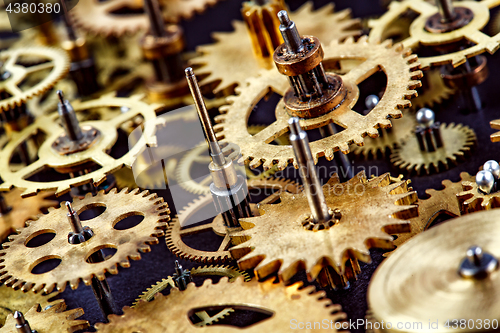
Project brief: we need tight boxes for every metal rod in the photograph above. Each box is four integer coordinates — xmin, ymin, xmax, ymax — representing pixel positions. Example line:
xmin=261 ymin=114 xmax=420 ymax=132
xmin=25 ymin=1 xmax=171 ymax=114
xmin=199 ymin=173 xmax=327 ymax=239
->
xmin=185 ymin=67 xmax=226 ymax=166
xmin=66 ymin=202 xmax=83 ymax=233
xmin=60 ymin=0 xmax=77 ymax=41
xmin=143 ymin=0 xmax=166 ymax=37
xmin=57 ymin=91 xmax=83 ymax=141
xmin=435 ymin=0 xmax=455 ymax=23
xmin=90 ymin=276 xmax=119 ymax=320
xmin=14 ymin=311 xmax=33 ymax=333
xmin=277 ymin=10 xmax=303 ymax=53
xmin=289 ymin=117 xmax=331 ymax=223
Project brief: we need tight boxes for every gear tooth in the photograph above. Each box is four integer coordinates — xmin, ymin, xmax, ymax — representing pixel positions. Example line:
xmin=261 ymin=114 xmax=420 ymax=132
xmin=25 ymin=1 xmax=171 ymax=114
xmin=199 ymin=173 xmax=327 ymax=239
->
xmin=120 ymin=259 xmax=131 ymax=267
xmin=345 ymin=36 xmax=355 ymax=44
xmin=324 ymin=148 xmax=335 ymax=161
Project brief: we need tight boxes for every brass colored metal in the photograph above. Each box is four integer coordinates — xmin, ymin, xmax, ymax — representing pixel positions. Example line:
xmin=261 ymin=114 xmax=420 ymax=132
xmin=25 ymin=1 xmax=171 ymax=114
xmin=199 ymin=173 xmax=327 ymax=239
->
xmin=0 ymin=304 xmax=88 ymax=333
xmin=412 ymin=68 xmax=455 ymax=109
xmin=0 ymin=188 xmax=170 ymax=293
xmin=61 ymin=38 xmax=89 ymax=63
xmin=0 ymin=286 xmax=62 ymax=327
xmin=369 ymin=0 xmax=500 ymax=70
xmin=458 ymin=171 xmax=500 ymax=213
xmin=0 ymin=47 xmax=69 ymax=112
xmin=368 ymin=209 xmax=500 ymax=332
xmin=391 ymin=123 xmax=476 ymax=175
xmin=490 ymin=118 xmax=500 ymax=142
xmin=189 ymin=2 xmax=361 ymax=93
xmin=215 ymin=37 xmax=422 ymax=170
xmin=95 ymin=278 xmax=347 ymax=332
xmin=274 ymin=36 xmax=324 ymax=76
xmin=441 ymin=55 xmax=489 ymax=90
xmin=0 ymin=189 xmax=58 ymax=242
xmin=140 ymin=26 xmax=185 ymax=60
xmin=165 ymin=178 xmax=300 ymax=263
xmin=229 ymin=172 xmax=418 ymax=287
xmin=0 ymin=94 xmax=161 ymax=197
xmin=425 ymin=6 xmax=473 ymax=33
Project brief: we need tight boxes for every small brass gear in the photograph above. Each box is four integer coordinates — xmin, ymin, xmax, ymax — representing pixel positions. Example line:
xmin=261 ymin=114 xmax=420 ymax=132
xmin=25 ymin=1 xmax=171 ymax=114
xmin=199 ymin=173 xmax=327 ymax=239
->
xmin=229 ymin=172 xmax=417 ymax=288
xmin=215 ymin=37 xmax=422 ymax=170
xmin=165 ymin=178 xmax=301 ymax=264
xmin=0 ymin=93 xmax=161 ymax=197
xmin=0 ymin=189 xmax=58 ymax=242
xmin=390 ymin=123 xmax=476 ymax=175
xmin=0 ymin=303 xmax=88 ymax=333
xmin=0 ymin=188 xmax=170 ymax=293
xmin=458 ymin=171 xmax=500 ymax=213
xmin=490 ymin=118 xmax=500 ymax=142
xmin=189 ymin=1 xmax=361 ymax=93
xmin=95 ymin=278 xmax=347 ymax=333
xmin=0 ymin=47 xmax=70 ymax=112
xmin=411 ymin=68 xmax=455 ymax=109
xmin=369 ymin=0 xmax=500 ymax=70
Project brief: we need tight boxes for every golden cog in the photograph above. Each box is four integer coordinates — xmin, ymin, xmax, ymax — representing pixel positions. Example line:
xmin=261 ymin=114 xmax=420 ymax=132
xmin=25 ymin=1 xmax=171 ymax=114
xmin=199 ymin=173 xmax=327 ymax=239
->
xmin=0 ymin=47 xmax=70 ymax=112
xmin=0 ymin=188 xmax=170 ymax=293
xmin=369 ymin=0 xmax=500 ymax=70
xmin=0 ymin=93 xmax=161 ymax=197
xmin=411 ymin=68 xmax=455 ymax=109
xmin=95 ymin=277 xmax=347 ymax=332
xmin=0 ymin=303 xmax=88 ymax=333
xmin=458 ymin=171 xmax=500 ymax=213
xmin=229 ymin=172 xmax=417 ymax=288
xmin=489 ymin=118 xmax=500 ymax=142
xmin=0 ymin=189 xmax=58 ymax=242
xmin=165 ymin=178 xmax=301 ymax=264
xmin=390 ymin=123 xmax=476 ymax=175
xmin=189 ymin=2 xmax=361 ymax=94
xmin=214 ymin=37 xmax=422 ymax=170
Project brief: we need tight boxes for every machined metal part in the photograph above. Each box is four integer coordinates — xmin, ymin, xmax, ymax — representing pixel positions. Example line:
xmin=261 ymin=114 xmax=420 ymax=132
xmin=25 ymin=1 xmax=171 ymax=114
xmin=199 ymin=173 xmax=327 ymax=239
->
xmin=414 ymin=108 xmax=443 ymax=152
xmin=459 ymin=245 xmax=499 ymax=279
xmin=172 ymin=261 xmax=193 ymax=291
xmin=14 ymin=311 xmax=36 ymax=333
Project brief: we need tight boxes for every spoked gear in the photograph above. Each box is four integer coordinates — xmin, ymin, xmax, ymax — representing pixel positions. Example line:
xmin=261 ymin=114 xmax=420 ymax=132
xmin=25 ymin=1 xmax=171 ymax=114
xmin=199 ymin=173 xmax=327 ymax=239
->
xmin=95 ymin=278 xmax=347 ymax=332
xmin=229 ymin=172 xmax=418 ymax=288
xmin=390 ymin=123 xmax=476 ymax=175
xmin=0 ymin=93 xmax=161 ymax=197
xmin=458 ymin=171 xmax=500 ymax=213
xmin=0 ymin=303 xmax=88 ymax=333
xmin=411 ymin=68 xmax=455 ymax=109
xmin=0 ymin=189 xmax=58 ymax=242
xmin=369 ymin=0 xmax=500 ymax=70
xmin=189 ymin=2 xmax=361 ymax=93
xmin=0 ymin=285 xmax=62 ymax=327
xmin=0 ymin=188 xmax=170 ymax=293
xmin=0 ymin=47 xmax=70 ymax=112
xmin=215 ymin=37 xmax=422 ymax=170
xmin=352 ymin=110 xmax=416 ymax=159
xmin=165 ymin=178 xmax=301 ymax=264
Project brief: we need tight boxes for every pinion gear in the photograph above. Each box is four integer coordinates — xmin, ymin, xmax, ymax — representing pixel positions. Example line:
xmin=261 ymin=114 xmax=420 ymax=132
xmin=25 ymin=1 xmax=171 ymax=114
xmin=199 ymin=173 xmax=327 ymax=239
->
xmin=458 ymin=171 xmax=500 ymax=213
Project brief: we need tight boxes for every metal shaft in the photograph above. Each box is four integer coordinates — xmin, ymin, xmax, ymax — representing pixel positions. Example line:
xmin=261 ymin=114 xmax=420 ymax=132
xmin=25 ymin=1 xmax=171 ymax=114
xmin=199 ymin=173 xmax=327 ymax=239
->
xmin=435 ymin=0 xmax=455 ymax=23
xmin=14 ymin=311 xmax=34 ymax=333
xmin=57 ymin=91 xmax=83 ymax=141
xmin=60 ymin=0 xmax=77 ymax=41
xmin=66 ymin=202 xmax=83 ymax=233
xmin=185 ymin=67 xmax=226 ymax=166
xmin=318 ymin=124 xmax=353 ymax=182
xmin=289 ymin=118 xmax=331 ymax=223
xmin=90 ymin=275 xmax=119 ymax=320
xmin=0 ymin=193 xmax=11 ymax=215
xmin=143 ymin=0 xmax=166 ymax=37
xmin=277 ymin=10 xmax=303 ymax=53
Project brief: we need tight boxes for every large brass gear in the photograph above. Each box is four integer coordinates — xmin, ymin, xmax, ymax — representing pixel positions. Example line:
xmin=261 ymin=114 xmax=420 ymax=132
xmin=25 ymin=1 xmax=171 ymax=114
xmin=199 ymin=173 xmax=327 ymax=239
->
xmin=0 ymin=47 xmax=70 ymax=112
xmin=0 ymin=303 xmax=88 ymax=333
xmin=94 ymin=277 xmax=347 ymax=332
xmin=368 ymin=0 xmax=500 ymax=70
xmin=165 ymin=178 xmax=301 ymax=264
xmin=0 ymin=285 xmax=62 ymax=327
xmin=411 ymin=69 xmax=456 ymax=109
xmin=0 ymin=93 xmax=161 ymax=197
xmin=0 ymin=189 xmax=58 ymax=242
xmin=0 ymin=188 xmax=170 ymax=293
xmin=229 ymin=172 xmax=418 ymax=288
xmin=390 ymin=123 xmax=476 ymax=175
xmin=458 ymin=171 xmax=500 ymax=213
xmin=214 ymin=37 xmax=422 ymax=170
xmin=189 ymin=1 xmax=361 ymax=94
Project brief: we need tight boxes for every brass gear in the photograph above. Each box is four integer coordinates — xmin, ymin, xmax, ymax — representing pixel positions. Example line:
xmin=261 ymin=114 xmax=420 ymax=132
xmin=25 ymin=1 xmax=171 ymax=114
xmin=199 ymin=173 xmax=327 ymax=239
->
xmin=189 ymin=1 xmax=362 ymax=93
xmin=229 ymin=172 xmax=418 ymax=288
xmin=0 ymin=303 xmax=88 ymax=333
xmin=0 ymin=47 xmax=70 ymax=112
xmin=458 ymin=171 xmax=500 ymax=213
xmin=390 ymin=123 xmax=477 ymax=175
xmin=165 ymin=178 xmax=301 ymax=264
xmin=369 ymin=0 xmax=500 ymax=70
xmin=0 ymin=285 xmax=62 ymax=327
xmin=411 ymin=68 xmax=455 ymax=109
xmin=0 ymin=93 xmax=161 ymax=197
xmin=95 ymin=277 xmax=347 ymax=332
xmin=0 ymin=189 xmax=58 ymax=242
xmin=0 ymin=188 xmax=170 ymax=293
xmin=489 ymin=118 xmax=500 ymax=142
xmin=352 ymin=110 xmax=416 ymax=159
xmin=214 ymin=37 xmax=422 ymax=170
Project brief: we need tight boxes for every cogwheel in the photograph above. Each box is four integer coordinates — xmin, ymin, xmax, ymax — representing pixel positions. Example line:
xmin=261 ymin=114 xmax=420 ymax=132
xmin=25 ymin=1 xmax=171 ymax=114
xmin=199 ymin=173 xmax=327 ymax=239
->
xmin=0 ymin=93 xmax=161 ymax=197
xmin=189 ymin=1 xmax=361 ymax=94
xmin=385 ymin=174 xmax=474 ymax=256
xmin=0 ymin=285 xmax=62 ymax=327
xmin=390 ymin=123 xmax=476 ymax=175
xmin=0 ymin=47 xmax=70 ymax=112
xmin=411 ymin=68 xmax=455 ymax=109
xmin=0 ymin=188 xmax=170 ymax=293
xmin=352 ymin=110 xmax=416 ymax=159
xmin=457 ymin=171 xmax=500 ymax=213
xmin=95 ymin=277 xmax=347 ymax=332
xmin=490 ymin=118 xmax=500 ymax=142
xmin=214 ymin=37 xmax=422 ymax=170
xmin=0 ymin=303 xmax=88 ymax=333
xmin=0 ymin=189 xmax=58 ymax=242
xmin=166 ymin=178 xmax=301 ymax=264
xmin=369 ymin=0 xmax=500 ymax=70
xmin=229 ymin=172 xmax=417 ymax=288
